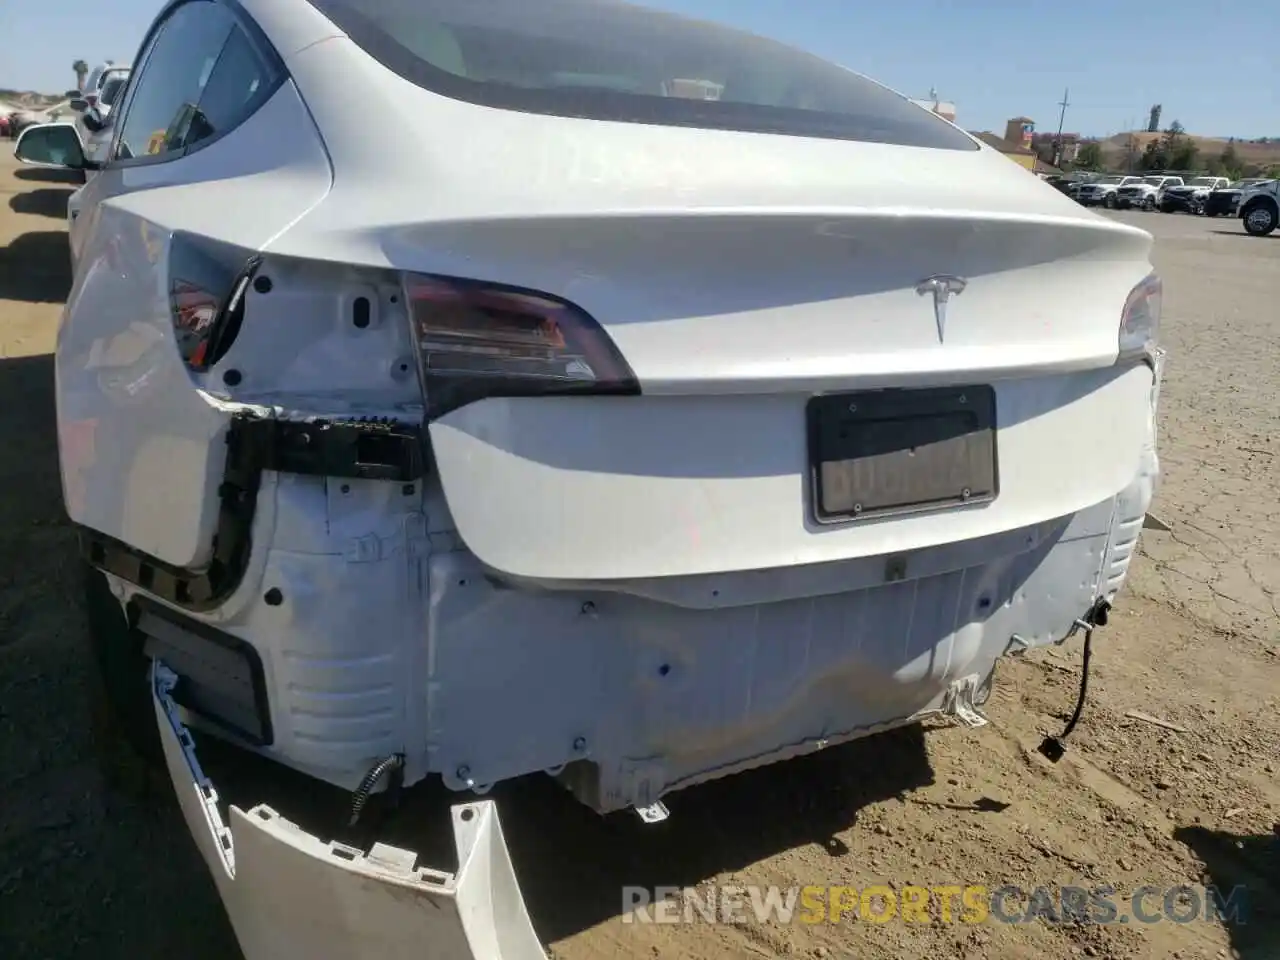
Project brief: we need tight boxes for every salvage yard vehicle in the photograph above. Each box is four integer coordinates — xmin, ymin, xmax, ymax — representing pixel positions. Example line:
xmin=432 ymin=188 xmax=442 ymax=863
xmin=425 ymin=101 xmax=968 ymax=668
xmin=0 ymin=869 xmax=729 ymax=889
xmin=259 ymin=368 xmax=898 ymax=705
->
xmin=1204 ymin=178 xmax=1272 ymax=217
xmin=13 ymin=0 xmax=1166 ymax=956
xmin=1238 ymin=179 xmax=1279 ymax=236
xmin=1116 ymin=174 xmax=1183 ymax=210
xmin=1074 ymin=173 xmax=1145 ymax=207
xmin=1159 ymin=176 xmax=1230 ymax=214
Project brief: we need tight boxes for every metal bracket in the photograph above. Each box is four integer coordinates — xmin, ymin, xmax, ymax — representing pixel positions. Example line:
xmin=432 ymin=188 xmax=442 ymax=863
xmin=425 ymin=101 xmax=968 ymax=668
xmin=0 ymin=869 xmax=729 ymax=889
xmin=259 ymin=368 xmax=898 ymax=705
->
xmin=81 ymin=411 xmax=425 ymax=612
xmin=635 ymin=801 xmax=670 ymax=824
xmin=942 ymin=674 xmax=989 ymax=728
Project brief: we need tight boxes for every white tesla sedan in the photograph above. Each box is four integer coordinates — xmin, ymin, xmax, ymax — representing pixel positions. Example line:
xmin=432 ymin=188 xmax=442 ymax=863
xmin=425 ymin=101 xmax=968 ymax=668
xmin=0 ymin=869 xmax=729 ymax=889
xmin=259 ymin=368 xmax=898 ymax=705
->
xmin=15 ymin=0 xmax=1164 ymax=956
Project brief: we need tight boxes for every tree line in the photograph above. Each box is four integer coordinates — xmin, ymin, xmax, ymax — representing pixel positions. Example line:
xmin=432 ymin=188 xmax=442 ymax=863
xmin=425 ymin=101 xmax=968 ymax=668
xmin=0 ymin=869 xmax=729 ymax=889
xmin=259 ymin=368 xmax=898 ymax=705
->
xmin=1041 ymin=121 xmax=1280 ymax=179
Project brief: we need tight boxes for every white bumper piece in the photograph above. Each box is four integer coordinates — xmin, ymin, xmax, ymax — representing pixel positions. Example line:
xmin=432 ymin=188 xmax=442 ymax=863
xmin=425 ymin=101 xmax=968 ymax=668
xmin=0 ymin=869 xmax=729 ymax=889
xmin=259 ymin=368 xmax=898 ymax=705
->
xmin=152 ymin=664 xmax=546 ymax=960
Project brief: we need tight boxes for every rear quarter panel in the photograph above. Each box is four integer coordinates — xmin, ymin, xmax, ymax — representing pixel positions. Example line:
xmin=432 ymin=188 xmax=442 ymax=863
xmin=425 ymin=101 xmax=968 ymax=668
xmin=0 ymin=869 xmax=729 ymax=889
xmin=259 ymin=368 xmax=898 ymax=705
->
xmin=57 ymin=80 xmax=332 ymax=567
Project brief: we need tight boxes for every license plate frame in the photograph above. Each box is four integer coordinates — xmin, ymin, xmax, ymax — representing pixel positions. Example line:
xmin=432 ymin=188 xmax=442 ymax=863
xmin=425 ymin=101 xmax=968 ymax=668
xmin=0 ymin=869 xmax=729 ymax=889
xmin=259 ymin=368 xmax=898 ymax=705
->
xmin=807 ymin=386 xmax=998 ymax=524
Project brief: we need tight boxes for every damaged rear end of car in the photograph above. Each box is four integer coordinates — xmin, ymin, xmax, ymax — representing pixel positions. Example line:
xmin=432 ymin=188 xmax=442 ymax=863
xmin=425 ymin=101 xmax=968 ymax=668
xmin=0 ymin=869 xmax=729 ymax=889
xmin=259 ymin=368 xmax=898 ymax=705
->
xmin=56 ymin=0 xmax=1167 ymax=957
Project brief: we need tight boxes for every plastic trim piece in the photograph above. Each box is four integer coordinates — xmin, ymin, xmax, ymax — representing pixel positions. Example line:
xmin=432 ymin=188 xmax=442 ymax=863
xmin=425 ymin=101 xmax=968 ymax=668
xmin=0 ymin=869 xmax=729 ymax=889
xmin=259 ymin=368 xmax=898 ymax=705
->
xmin=152 ymin=662 xmax=547 ymax=960
xmin=81 ymin=412 xmax=425 ymax=612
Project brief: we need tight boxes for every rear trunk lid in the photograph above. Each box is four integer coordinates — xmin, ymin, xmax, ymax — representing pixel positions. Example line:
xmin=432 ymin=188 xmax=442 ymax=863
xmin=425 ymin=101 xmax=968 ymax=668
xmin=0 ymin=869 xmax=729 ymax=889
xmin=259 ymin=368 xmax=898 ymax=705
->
xmin=273 ymin=47 xmax=1157 ymax=582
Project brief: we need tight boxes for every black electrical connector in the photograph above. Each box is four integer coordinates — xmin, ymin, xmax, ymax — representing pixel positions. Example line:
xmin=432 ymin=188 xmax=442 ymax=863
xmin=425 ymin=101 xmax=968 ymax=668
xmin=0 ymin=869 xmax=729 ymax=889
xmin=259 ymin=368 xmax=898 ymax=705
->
xmin=1038 ymin=598 xmax=1111 ymax=762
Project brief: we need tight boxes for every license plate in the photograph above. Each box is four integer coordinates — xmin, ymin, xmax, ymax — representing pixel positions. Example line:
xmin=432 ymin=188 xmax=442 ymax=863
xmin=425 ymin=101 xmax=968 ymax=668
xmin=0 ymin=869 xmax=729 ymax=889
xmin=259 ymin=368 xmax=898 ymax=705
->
xmin=807 ymin=386 xmax=998 ymax=523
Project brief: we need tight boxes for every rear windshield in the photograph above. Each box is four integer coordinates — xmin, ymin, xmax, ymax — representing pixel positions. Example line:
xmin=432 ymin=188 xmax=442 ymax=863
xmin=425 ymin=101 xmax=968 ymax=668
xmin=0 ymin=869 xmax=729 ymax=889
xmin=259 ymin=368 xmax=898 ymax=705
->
xmin=304 ymin=0 xmax=977 ymax=150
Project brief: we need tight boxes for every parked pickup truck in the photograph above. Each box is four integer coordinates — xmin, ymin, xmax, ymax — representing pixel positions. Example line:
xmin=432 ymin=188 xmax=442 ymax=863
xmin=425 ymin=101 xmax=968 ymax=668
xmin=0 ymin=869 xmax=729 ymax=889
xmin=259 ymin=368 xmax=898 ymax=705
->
xmin=1160 ymin=177 xmax=1231 ymax=214
xmin=1239 ymin=179 xmax=1279 ymax=236
xmin=1204 ymin=178 xmax=1272 ymax=217
xmin=1115 ymin=175 xmax=1183 ymax=210
xmin=1074 ymin=174 xmax=1145 ymax=207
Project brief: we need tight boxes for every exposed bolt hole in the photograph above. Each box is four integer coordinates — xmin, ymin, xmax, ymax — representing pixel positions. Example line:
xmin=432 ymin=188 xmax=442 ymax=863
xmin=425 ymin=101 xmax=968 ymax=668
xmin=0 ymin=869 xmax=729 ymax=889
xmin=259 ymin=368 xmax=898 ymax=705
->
xmin=257 ymin=809 xmax=271 ymax=821
xmin=389 ymin=294 xmax=399 ymax=303
xmin=398 ymin=363 xmax=410 ymax=373
xmin=340 ymin=483 xmax=351 ymax=494
xmin=253 ymin=275 xmax=273 ymax=294
xmin=352 ymin=296 xmax=371 ymax=329
xmin=977 ymin=596 xmax=992 ymax=611
xmin=581 ymin=601 xmax=596 ymax=615
xmin=711 ymin=589 xmax=719 ymax=597
xmin=458 ymin=579 xmax=467 ymax=586
xmin=460 ymin=808 xmax=475 ymax=822
xmin=264 ymin=588 xmax=284 ymax=606
xmin=658 ymin=663 xmax=671 ymax=677
xmin=222 ymin=369 xmax=242 ymax=386
xmin=402 ymin=484 xmax=415 ymax=496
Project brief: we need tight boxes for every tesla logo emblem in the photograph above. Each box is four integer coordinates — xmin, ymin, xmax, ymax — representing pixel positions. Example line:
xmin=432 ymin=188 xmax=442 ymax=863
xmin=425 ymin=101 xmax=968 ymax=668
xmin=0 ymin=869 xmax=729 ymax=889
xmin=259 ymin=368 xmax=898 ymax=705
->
xmin=916 ymin=275 xmax=967 ymax=342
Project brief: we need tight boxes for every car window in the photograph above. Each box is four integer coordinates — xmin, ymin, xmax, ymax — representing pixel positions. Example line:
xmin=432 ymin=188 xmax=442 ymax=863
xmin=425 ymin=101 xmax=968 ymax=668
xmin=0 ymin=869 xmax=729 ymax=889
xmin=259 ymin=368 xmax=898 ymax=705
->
xmin=112 ymin=1 xmax=278 ymax=163
xmin=177 ymin=24 xmax=275 ymax=151
xmin=304 ymin=0 xmax=977 ymax=150
xmin=99 ymin=76 xmax=128 ymax=108
xmin=115 ymin=2 xmax=235 ymax=161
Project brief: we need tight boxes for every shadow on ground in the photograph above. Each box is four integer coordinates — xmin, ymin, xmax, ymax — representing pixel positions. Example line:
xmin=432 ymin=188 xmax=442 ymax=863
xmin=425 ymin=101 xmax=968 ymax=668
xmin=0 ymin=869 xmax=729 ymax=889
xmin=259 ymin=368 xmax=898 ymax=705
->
xmin=0 ymin=231 xmax=72 ymax=303
xmin=1174 ymin=825 xmax=1280 ymax=960
xmin=1210 ymin=229 xmax=1279 ymax=240
xmin=9 ymin=188 xmax=71 ymax=219
xmin=14 ymin=166 xmax=84 ymax=185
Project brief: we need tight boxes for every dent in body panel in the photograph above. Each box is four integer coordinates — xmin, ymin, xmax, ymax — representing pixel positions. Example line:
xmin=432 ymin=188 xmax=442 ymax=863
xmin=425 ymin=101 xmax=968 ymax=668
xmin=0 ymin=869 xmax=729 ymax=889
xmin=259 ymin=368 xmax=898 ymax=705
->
xmin=57 ymin=81 xmax=333 ymax=567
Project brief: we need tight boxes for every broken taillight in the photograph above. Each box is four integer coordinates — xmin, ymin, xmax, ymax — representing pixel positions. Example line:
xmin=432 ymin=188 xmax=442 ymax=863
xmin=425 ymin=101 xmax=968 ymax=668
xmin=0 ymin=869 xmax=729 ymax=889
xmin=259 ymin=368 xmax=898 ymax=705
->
xmin=1118 ymin=272 xmax=1161 ymax=365
xmin=404 ymin=274 xmax=639 ymax=419
xmin=167 ymin=233 xmax=258 ymax=372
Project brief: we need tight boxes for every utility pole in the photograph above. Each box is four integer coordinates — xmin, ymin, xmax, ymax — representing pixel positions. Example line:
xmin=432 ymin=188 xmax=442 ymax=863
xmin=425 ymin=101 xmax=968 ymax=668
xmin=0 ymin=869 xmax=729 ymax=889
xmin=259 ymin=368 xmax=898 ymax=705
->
xmin=1052 ymin=88 xmax=1070 ymax=167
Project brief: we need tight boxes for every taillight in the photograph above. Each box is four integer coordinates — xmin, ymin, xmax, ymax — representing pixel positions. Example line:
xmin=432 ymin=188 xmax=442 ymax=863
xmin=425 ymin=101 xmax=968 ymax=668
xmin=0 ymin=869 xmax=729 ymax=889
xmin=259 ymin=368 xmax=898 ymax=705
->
xmin=404 ymin=274 xmax=639 ymax=419
xmin=167 ymin=233 xmax=258 ymax=372
xmin=1118 ymin=272 xmax=1161 ymax=365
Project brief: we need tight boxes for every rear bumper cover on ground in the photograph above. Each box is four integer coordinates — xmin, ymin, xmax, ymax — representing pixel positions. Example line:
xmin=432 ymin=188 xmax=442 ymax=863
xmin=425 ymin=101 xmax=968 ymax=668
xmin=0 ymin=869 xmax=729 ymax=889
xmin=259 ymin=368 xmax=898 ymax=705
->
xmin=152 ymin=663 xmax=546 ymax=960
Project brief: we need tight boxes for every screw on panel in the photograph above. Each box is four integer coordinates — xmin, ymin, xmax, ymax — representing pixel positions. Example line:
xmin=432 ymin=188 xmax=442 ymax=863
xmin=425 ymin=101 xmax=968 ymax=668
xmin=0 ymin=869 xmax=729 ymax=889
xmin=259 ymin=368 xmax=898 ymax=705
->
xmin=581 ymin=601 xmax=597 ymax=616
xmin=573 ymin=737 xmax=587 ymax=752
xmin=253 ymin=275 xmax=272 ymax=294
xmin=456 ymin=766 xmax=475 ymax=789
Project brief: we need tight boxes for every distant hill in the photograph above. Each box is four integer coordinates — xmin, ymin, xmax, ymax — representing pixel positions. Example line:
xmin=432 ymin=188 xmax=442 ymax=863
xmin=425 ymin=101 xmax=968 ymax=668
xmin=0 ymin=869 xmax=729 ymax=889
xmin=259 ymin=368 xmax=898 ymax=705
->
xmin=0 ymin=89 xmax=63 ymax=106
xmin=1099 ymin=131 xmax=1280 ymax=170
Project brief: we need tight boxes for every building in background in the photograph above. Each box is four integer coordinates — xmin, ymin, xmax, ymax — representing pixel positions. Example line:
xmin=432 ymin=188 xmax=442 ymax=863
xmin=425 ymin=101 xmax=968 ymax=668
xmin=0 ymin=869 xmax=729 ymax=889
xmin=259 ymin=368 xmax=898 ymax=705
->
xmin=1004 ymin=116 xmax=1036 ymax=150
xmin=970 ymin=130 xmax=1062 ymax=175
xmin=909 ymin=88 xmax=956 ymax=123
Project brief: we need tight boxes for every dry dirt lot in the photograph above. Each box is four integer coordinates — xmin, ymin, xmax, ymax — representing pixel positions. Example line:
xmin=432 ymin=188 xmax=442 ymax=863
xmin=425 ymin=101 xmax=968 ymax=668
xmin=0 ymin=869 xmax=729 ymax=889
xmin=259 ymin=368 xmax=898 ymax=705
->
xmin=0 ymin=152 xmax=1276 ymax=960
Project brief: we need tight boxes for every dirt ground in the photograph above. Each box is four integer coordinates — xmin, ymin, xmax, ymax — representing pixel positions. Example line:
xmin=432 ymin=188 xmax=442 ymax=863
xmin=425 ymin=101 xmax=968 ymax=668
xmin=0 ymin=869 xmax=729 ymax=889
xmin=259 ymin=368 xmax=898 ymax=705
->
xmin=0 ymin=150 xmax=1276 ymax=960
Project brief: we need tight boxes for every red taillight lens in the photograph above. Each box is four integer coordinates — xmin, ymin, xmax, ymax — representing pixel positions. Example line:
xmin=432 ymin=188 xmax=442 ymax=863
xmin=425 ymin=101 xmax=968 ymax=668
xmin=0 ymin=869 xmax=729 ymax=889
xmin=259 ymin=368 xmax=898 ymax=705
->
xmin=171 ymin=280 xmax=221 ymax=368
xmin=404 ymin=274 xmax=639 ymax=419
xmin=167 ymin=233 xmax=258 ymax=372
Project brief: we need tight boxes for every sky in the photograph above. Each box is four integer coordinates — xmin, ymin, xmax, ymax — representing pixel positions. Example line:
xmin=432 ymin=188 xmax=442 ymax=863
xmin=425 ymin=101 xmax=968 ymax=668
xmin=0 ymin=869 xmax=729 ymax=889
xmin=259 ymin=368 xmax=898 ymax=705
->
xmin=2 ymin=0 xmax=1275 ymax=138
